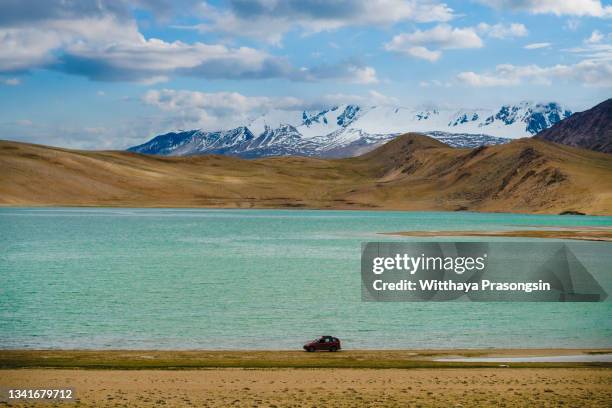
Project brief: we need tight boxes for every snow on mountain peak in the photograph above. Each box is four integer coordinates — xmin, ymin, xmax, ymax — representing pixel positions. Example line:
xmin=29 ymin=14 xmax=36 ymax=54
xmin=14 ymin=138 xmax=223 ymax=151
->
xmin=129 ymin=101 xmax=572 ymax=158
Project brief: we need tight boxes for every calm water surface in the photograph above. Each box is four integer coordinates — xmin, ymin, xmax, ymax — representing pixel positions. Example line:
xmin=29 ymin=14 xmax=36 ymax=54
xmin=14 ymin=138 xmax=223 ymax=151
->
xmin=1 ymin=208 xmax=611 ymax=349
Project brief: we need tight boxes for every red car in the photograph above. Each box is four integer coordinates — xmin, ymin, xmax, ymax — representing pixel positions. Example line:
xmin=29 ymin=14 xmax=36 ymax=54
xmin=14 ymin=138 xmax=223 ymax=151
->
xmin=303 ymin=336 xmax=341 ymax=352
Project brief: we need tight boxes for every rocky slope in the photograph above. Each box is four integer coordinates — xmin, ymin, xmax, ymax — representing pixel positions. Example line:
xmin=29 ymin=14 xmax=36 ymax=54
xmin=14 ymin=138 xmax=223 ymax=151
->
xmin=535 ymin=98 xmax=611 ymax=153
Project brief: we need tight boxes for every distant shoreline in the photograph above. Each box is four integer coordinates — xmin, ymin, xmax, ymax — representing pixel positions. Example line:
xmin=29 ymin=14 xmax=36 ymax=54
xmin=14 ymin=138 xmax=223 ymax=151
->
xmin=383 ymin=227 xmax=612 ymax=242
xmin=1 ymin=205 xmax=610 ymax=218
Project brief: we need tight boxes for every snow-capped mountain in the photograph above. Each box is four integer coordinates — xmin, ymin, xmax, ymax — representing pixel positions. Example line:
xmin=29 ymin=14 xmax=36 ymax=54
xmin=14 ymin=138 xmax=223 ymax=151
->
xmin=128 ymin=102 xmax=572 ymax=158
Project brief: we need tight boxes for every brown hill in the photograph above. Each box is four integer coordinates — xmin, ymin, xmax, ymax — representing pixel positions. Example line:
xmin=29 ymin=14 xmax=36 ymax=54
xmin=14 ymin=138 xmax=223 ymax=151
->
xmin=1 ymin=134 xmax=612 ymax=214
xmin=535 ymin=98 xmax=612 ymax=153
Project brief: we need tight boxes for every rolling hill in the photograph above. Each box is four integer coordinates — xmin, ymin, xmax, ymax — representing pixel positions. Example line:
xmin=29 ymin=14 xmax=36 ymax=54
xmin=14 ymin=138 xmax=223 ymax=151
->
xmin=2 ymin=134 xmax=611 ymax=214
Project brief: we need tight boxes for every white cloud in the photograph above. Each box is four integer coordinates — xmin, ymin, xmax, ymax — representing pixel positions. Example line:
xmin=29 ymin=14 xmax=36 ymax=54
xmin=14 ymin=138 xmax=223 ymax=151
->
xmin=142 ymin=89 xmax=307 ymax=130
xmin=392 ymin=24 xmax=483 ymax=48
xmin=0 ymin=16 xmax=376 ymax=84
xmin=0 ymin=1 xmax=375 ymax=84
xmin=566 ymin=33 xmax=612 ymax=61
xmin=191 ymin=0 xmax=454 ymax=44
xmin=294 ymin=61 xmax=379 ymax=84
xmin=319 ymin=90 xmax=399 ymax=106
xmin=404 ymin=46 xmax=442 ymax=62
xmin=524 ymin=42 xmax=552 ymax=49
xmin=143 ymin=89 xmax=303 ymax=113
xmin=419 ymin=79 xmax=452 ymax=87
xmin=142 ymin=88 xmax=400 ymax=131
xmin=566 ymin=43 xmax=612 ymax=61
xmin=143 ymin=89 xmax=395 ymax=116
xmin=0 ymin=27 xmax=64 ymax=72
xmin=477 ymin=23 xmax=528 ymax=39
xmin=585 ymin=30 xmax=604 ymax=44
xmin=457 ymin=60 xmax=612 ymax=87
xmin=0 ymin=1 xmax=270 ymax=81
xmin=385 ymin=22 xmax=527 ymax=62
xmin=2 ymin=14 xmax=384 ymax=85
xmin=0 ymin=12 xmax=144 ymax=73
xmin=7 ymin=12 xmax=290 ymax=83
xmin=384 ymin=24 xmax=483 ymax=61
xmin=59 ymin=36 xmax=293 ymax=83
xmin=0 ymin=117 xmax=156 ymax=150
xmin=477 ymin=0 xmax=612 ymax=17
xmin=457 ymin=71 xmax=519 ymax=87
xmin=349 ymin=66 xmax=379 ymax=84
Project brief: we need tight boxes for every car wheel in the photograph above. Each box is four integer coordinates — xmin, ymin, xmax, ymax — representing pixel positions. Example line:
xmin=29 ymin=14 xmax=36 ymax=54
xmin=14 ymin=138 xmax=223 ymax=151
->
xmin=307 ymin=346 xmax=315 ymax=352
xmin=329 ymin=346 xmax=337 ymax=352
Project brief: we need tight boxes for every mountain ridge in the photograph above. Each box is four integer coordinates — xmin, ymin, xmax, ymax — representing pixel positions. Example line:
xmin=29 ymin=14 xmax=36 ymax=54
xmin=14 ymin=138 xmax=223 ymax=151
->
xmin=535 ymin=98 xmax=611 ymax=153
xmin=129 ymin=101 xmax=572 ymax=158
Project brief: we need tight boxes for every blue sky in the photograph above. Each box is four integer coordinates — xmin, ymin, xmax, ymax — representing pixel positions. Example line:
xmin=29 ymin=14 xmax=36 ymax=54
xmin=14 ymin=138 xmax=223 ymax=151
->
xmin=0 ymin=0 xmax=610 ymax=149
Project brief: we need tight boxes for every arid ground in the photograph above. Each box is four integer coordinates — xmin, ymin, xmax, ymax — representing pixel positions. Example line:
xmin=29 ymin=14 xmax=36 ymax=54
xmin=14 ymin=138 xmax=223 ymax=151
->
xmin=1 ymin=350 xmax=611 ymax=407
xmin=2 ymin=134 xmax=612 ymax=215
xmin=3 ymin=367 xmax=611 ymax=407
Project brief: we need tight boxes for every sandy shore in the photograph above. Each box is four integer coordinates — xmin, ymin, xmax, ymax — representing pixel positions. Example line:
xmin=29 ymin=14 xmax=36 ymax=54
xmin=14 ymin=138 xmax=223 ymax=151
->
xmin=1 ymin=350 xmax=611 ymax=407
xmin=384 ymin=226 xmax=612 ymax=241
xmin=2 ymin=367 xmax=611 ymax=407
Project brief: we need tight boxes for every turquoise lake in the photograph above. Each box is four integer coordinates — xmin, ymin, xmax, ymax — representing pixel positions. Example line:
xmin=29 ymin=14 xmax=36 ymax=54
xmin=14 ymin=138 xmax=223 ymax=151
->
xmin=1 ymin=208 xmax=611 ymax=350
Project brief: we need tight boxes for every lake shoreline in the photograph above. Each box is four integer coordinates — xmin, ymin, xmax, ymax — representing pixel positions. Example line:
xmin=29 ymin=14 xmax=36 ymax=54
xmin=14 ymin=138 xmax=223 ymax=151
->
xmin=383 ymin=227 xmax=612 ymax=241
xmin=2 ymin=203 xmax=611 ymax=217
xmin=2 ymin=349 xmax=611 ymax=369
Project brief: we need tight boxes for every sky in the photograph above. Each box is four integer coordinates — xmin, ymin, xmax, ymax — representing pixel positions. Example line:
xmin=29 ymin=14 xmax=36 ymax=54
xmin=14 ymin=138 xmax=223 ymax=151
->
xmin=0 ymin=0 xmax=610 ymax=149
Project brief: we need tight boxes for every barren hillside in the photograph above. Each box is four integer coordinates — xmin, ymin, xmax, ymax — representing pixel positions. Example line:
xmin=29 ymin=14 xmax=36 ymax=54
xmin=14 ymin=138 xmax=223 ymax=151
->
xmin=2 ymin=134 xmax=611 ymax=214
